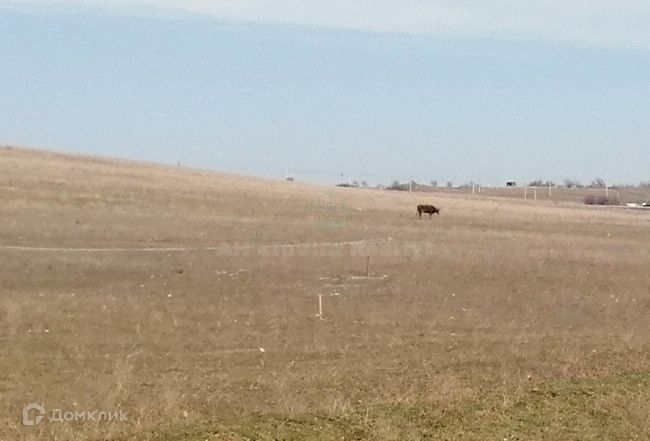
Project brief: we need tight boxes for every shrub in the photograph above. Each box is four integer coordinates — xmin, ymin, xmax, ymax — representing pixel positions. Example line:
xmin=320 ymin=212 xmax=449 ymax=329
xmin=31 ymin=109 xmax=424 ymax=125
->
xmin=584 ymin=195 xmax=618 ymax=206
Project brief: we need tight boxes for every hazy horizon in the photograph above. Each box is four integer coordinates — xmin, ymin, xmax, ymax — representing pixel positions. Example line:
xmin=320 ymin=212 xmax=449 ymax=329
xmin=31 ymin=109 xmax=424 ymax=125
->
xmin=1 ymin=2 xmax=649 ymax=186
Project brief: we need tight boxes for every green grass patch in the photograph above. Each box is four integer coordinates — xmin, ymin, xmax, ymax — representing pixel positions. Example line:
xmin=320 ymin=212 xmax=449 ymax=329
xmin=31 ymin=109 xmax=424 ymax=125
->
xmin=122 ymin=372 xmax=650 ymax=440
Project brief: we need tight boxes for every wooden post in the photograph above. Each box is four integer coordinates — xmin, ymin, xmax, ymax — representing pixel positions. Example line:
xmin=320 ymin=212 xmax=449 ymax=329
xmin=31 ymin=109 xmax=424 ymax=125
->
xmin=366 ymin=256 xmax=370 ymax=278
xmin=548 ymin=183 xmax=552 ymax=197
xmin=524 ymin=187 xmax=528 ymax=200
xmin=534 ymin=187 xmax=537 ymax=202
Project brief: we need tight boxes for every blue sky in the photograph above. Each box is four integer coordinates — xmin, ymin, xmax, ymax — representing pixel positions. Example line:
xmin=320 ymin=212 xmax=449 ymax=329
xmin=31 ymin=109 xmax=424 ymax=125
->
xmin=1 ymin=1 xmax=649 ymax=185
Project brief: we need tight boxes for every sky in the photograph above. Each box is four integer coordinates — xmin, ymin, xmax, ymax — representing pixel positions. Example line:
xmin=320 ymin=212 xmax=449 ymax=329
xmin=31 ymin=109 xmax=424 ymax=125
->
xmin=1 ymin=1 xmax=649 ymax=185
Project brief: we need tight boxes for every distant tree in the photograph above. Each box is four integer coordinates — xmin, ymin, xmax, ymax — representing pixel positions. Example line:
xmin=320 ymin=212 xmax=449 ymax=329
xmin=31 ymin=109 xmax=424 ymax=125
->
xmin=446 ymin=181 xmax=453 ymax=188
xmin=430 ymin=180 xmax=438 ymax=187
xmin=388 ymin=180 xmax=407 ymax=191
xmin=640 ymin=181 xmax=650 ymax=188
xmin=563 ymin=178 xmax=583 ymax=189
xmin=360 ymin=180 xmax=368 ymax=188
xmin=589 ymin=178 xmax=607 ymax=189
xmin=351 ymin=180 xmax=359 ymax=187
xmin=530 ymin=180 xmax=556 ymax=187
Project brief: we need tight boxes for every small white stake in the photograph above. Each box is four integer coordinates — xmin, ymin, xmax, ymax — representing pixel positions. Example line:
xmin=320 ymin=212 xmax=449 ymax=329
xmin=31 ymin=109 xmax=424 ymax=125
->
xmin=318 ymin=294 xmax=323 ymax=320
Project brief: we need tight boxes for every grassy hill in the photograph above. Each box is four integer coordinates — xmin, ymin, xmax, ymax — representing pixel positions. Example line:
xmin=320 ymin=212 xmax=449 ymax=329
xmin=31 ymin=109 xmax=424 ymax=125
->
xmin=1 ymin=146 xmax=649 ymax=440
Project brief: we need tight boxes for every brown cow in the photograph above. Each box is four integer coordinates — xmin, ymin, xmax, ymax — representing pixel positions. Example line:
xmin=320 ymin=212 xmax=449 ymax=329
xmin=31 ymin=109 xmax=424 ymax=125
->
xmin=417 ymin=204 xmax=440 ymax=219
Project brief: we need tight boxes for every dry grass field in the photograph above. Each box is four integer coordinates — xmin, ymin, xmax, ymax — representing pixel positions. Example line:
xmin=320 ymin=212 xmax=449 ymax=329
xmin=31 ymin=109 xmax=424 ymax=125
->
xmin=1 ymin=146 xmax=650 ymax=440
